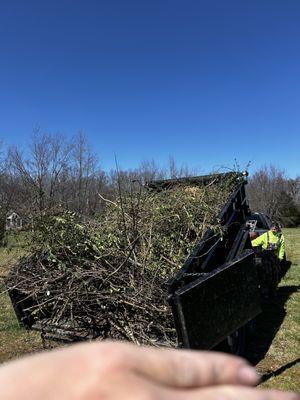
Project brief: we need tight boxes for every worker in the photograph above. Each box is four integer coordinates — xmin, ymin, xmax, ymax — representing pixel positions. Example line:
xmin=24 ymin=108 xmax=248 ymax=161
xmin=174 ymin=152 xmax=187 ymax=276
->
xmin=251 ymin=222 xmax=285 ymax=261
xmin=0 ymin=340 xmax=299 ymax=400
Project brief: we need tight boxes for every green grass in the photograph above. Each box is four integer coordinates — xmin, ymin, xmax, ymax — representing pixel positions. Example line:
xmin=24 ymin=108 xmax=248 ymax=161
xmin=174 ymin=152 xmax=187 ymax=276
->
xmin=0 ymin=229 xmax=299 ymax=392
xmin=250 ymin=228 xmax=300 ymax=391
xmin=0 ymin=286 xmax=43 ymax=362
xmin=0 ymin=232 xmax=30 ymax=277
xmin=0 ymin=232 xmax=43 ymax=362
xmin=284 ymin=228 xmax=300 ymax=267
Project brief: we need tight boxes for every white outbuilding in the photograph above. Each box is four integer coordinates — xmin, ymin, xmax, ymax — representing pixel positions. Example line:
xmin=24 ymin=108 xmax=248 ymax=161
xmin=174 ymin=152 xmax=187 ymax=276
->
xmin=6 ymin=212 xmax=22 ymax=231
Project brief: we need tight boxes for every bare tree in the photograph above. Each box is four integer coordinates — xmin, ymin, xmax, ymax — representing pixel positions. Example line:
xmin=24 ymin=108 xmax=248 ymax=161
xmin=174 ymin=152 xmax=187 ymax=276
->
xmin=168 ymin=156 xmax=196 ymax=179
xmin=9 ymin=130 xmax=73 ymax=213
xmin=71 ymin=131 xmax=104 ymax=214
xmin=0 ymin=142 xmax=24 ymax=243
xmin=247 ymin=165 xmax=300 ymax=226
xmin=0 ymin=142 xmax=8 ymax=243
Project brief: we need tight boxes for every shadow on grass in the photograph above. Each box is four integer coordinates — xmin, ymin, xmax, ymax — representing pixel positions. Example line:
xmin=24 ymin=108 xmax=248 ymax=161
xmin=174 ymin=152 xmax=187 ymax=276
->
xmin=279 ymin=260 xmax=292 ymax=281
xmin=260 ymin=358 xmax=300 ymax=383
xmin=246 ymin=260 xmax=297 ymax=366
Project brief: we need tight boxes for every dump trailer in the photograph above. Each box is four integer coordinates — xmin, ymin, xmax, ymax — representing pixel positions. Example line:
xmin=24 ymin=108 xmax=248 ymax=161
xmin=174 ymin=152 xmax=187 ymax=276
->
xmin=146 ymin=171 xmax=279 ymax=355
xmin=7 ymin=172 xmax=280 ymax=354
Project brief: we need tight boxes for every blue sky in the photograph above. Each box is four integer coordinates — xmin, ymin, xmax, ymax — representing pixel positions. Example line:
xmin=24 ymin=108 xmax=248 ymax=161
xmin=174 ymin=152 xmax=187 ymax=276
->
xmin=0 ymin=1 xmax=299 ymax=176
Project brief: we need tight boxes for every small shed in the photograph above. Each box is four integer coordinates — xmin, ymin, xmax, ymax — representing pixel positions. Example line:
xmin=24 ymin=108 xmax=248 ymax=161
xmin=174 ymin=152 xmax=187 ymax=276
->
xmin=6 ymin=212 xmax=22 ymax=231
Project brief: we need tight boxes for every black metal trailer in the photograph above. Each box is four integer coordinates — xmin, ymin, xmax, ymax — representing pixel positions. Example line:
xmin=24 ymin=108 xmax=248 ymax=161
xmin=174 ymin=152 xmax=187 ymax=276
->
xmin=7 ymin=171 xmax=280 ymax=354
xmin=147 ymin=171 xmax=279 ymax=355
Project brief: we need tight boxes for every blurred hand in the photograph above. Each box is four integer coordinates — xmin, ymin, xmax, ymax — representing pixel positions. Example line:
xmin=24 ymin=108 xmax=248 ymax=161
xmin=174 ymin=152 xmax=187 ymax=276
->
xmin=0 ymin=341 xmax=298 ymax=400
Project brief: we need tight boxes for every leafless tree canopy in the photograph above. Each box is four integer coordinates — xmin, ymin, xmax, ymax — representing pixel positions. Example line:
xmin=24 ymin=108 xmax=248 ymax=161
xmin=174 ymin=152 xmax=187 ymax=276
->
xmin=247 ymin=165 xmax=300 ymax=227
xmin=0 ymin=132 xmax=299 ymax=242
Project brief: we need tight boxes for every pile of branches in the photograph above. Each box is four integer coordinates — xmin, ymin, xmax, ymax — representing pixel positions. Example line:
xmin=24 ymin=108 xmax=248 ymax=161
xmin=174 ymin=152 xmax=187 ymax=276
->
xmin=6 ymin=175 xmax=237 ymax=346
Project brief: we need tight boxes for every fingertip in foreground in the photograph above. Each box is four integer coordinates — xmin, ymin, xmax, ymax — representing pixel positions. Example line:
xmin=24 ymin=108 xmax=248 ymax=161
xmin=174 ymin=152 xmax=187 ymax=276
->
xmin=103 ymin=341 xmax=261 ymax=388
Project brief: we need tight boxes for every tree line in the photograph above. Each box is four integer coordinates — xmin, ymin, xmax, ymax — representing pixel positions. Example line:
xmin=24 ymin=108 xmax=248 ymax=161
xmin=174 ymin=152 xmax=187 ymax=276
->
xmin=0 ymin=131 xmax=192 ymax=237
xmin=0 ymin=131 xmax=299 ymax=242
xmin=247 ymin=165 xmax=300 ymax=227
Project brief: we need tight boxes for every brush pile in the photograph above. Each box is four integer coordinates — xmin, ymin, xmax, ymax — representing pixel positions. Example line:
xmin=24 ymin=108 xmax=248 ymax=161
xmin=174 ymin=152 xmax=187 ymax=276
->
xmin=6 ymin=175 xmax=237 ymax=346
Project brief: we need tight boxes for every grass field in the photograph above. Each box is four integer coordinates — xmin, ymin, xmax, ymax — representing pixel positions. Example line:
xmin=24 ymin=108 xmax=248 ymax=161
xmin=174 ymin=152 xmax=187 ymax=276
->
xmin=0 ymin=229 xmax=299 ymax=391
xmin=248 ymin=228 xmax=300 ymax=391
xmin=0 ymin=232 xmax=43 ymax=362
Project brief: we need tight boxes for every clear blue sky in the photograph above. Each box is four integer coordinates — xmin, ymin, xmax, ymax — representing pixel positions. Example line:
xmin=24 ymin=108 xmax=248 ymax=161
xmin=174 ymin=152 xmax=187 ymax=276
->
xmin=0 ymin=0 xmax=299 ymax=176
